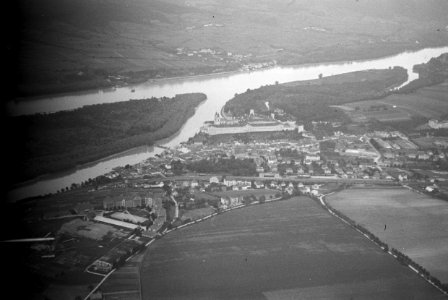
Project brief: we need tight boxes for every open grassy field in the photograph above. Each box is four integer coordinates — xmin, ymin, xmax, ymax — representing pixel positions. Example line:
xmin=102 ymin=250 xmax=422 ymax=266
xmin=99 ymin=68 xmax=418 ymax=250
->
xmin=327 ymin=186 xmax=448 ymax=284
xmin=140 ymin=196 xmax=443 ymax=299
xmin=10 ymin=0 xmax=448 ymax=97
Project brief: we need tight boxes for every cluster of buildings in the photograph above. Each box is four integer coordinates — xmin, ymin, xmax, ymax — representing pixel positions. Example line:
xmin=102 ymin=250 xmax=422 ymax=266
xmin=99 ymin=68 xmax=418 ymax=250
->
xmin=428 ymin=119 xmax=448 ymax=129
xmin=200 ymin=111 xmax=303 ymax=136
xmin=368 ymin=131 xmax=447 ymax=167
xmin=174 ymin=46 xmax=255 ymax=66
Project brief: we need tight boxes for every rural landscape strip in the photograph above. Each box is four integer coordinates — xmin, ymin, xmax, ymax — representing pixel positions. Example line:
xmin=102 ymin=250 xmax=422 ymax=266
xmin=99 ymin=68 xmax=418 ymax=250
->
xmin=85 ymin=195 xmax=284 ymax=300
xmin=88 ymin=189 xmax=448 ymax=299
xmin=318 ymin=192 xmax=448 ymax=296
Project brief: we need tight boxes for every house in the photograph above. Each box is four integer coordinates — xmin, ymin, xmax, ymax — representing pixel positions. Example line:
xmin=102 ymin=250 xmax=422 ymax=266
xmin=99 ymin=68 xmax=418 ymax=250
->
xmin=398 ymin=174 xmax=408 ymax=182
xmin=425 ymin=185 xmax=436 ymax=192
xmin=310 ymin=189 xmax=319 ymax=196
xmin=305 ymin=154 xmax=320 ymax=164
xmin=223 ymin=178 xmax=237 ymax=187
xmin=220 ymin=196 xmax=241 ymax=208
xmin=417 ymin=152 xmax=430 ymax=160
xmin=254 ymin=181 xmax=265 ymax=189
xmin=209 ymin=176 xmax=220 ymax=184
xmin=299 ymin=186 xmax=311 ymax=194
xmin=190 ymin=180 xmax=199 ymax=188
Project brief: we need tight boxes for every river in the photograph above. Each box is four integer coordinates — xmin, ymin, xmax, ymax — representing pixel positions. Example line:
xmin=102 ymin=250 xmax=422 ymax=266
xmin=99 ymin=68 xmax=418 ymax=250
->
xmin=7 ymin=46 xmax=448 ymax=201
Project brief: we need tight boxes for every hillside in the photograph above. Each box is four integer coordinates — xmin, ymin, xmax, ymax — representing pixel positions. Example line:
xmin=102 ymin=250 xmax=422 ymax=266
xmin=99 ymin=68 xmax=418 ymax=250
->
xmin=7 ymin=93 xmax=206 ymax=185
xmin=9 ymin=0 xmax=448 ymax=98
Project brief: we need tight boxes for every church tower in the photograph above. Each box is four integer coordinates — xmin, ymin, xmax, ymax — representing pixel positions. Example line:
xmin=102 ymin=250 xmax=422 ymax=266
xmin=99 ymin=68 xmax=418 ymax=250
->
xmin=214 ymin=112 xmax=221 ymax=125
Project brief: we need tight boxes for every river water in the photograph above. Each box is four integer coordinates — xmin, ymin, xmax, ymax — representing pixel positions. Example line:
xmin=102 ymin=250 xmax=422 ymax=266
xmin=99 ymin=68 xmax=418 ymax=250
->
xmin=7 ymin=46 xmax=448 ymax=201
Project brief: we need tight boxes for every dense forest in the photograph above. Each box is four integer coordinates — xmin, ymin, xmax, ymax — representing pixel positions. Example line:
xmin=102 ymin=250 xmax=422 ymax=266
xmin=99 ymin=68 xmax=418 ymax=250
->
xmin=8 ymin=93 xmax=206 ymax=184
xmin=223 ymin=67 xmax=407 ymax=123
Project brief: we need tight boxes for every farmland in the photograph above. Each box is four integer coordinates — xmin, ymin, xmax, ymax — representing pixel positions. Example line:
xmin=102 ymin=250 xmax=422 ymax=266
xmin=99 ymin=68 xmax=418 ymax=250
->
xmin=341 ymin=80 xmax=448 ymax=126
xmin=140 ymin=196 xmax=443 ymax=299
xmin=327 ymin=186 xmax=448 ymax=284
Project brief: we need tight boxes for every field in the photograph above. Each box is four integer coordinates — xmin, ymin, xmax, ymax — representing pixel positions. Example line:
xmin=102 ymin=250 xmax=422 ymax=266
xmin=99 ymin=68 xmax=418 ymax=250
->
xmin=10 ymin=0 xmax=448 ymax=97
xmin=327 ymin=186 xmax=448 ymax=284
xmin=140 ymin=196 xmax=443 ymax=299
xmin=342 ymin=80 xmax=448 ymax=124
xmin=57 ymin=218 xmax=128 ymax=241
xmin=101 ymin=253 xmax=144 ymax=300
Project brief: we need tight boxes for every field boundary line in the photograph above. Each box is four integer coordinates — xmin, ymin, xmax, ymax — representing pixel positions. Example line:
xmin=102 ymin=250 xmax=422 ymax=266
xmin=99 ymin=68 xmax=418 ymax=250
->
xmin=318 ymin=193 xmax=448 ymax=297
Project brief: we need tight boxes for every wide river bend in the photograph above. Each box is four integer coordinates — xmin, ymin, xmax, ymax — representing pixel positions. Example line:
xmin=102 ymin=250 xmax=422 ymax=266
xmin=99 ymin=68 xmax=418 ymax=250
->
xmin=7 ymin=46 xmax=448 ymax=201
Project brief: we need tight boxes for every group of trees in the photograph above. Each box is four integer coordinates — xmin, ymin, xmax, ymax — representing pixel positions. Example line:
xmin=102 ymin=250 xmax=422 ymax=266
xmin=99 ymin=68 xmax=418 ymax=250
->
xmin=223 ymin=68 xmax=407 ymax=123
xmin=187 ymin=157 xmax=257 ymax=176
xmin=9 ymin=93 xmax=206 ymax=184
xmin=399 ymin=53 xmax=448 ymax=93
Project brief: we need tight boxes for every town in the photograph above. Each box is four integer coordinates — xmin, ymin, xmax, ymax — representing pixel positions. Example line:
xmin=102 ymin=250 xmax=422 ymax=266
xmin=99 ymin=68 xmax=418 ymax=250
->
xmin=14 ymin=105 xmax=448 ymax=299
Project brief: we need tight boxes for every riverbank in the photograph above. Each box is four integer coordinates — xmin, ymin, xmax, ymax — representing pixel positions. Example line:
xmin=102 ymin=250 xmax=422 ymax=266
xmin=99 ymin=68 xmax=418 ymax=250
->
xmin=8 ymin=46 xmax=448 ymax=201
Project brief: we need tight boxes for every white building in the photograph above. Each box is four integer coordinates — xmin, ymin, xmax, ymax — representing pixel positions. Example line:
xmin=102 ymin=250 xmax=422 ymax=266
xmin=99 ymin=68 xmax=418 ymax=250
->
xmin=429 ymin=119 xmax=448 ymax=129
xmin=209 ymin=176 xmax=220 ymax=184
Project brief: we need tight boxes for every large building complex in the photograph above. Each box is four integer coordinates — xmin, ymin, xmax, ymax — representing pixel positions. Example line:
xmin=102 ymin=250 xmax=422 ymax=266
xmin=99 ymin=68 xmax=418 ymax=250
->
xmin=201 ymin=112 xmax=303 ymax=135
